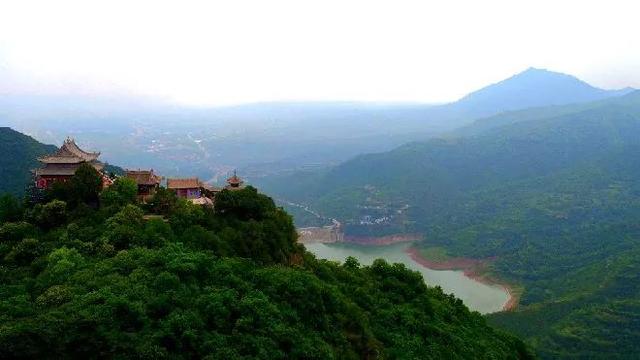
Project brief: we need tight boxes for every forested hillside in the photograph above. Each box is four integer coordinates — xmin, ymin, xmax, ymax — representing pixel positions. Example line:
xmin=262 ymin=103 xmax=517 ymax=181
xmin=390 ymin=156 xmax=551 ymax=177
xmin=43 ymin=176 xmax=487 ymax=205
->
xmin=259 ymin=91 xmax=640 ymax=358
xmin=0 ymin=127 xmax=57 ymax=195
xmin=0 ymin=164 xmax=530 ymax=359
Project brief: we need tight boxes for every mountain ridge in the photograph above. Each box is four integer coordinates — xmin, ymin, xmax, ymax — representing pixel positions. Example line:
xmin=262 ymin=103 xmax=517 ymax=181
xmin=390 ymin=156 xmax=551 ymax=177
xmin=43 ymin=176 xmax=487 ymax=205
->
xmin=453 ymin=89 xmax=640 ymax=137
xmin=449 ymin=67 xmax=635 ymax=119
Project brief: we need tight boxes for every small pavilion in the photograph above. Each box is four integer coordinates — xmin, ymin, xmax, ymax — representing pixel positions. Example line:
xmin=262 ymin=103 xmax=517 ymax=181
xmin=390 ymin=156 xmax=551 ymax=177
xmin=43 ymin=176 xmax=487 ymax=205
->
xmin=225 ymin=170 xmax=245 ymax=191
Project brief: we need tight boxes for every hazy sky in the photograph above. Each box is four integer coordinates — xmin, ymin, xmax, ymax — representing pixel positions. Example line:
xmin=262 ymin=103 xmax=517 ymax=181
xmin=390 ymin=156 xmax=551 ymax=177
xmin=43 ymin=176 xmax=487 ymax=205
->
xmin=0 ymin=0 xmax=638 ymax=106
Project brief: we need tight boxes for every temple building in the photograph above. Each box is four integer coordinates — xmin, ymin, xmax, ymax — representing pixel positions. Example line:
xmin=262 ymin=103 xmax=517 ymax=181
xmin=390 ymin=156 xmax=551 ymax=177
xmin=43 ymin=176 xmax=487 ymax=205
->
xmin=35 ymin=137 xmax=109 ymax=189
xmin=167 ymin=178 xmax=203 ymax=199
xmin=200 ymin=183 xmax=221 ymax=198
xmin=225 ymin=170 xmax=245 ymax=191
xmin=126 ymin=169 xmax=162 ymax=202
xmin=167 ymin=177 xmax=215 ymax=206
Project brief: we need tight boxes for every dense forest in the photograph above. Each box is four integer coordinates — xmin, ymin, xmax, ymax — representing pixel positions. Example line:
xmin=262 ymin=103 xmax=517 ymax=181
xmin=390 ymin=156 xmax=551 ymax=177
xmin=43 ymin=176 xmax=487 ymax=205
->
xmin=259 ymin=91 xmax=640 ymax=358
xmin=0 ymin=161 xmax=530 ymax=359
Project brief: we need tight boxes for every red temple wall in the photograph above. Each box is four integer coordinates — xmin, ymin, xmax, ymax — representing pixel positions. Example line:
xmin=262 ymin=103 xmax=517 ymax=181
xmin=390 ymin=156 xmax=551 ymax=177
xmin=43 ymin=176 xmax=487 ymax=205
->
xmin=36 ymin=175 xmax=73 ymax=189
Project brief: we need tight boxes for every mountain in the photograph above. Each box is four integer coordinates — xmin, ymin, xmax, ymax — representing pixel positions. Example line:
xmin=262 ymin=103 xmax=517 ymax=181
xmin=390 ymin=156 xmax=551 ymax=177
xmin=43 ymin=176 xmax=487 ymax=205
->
xmin=2 ymin=69 xmax=632 ymax=183
xmin=451 ymin=67 xmax=634 ymax=117
xmin=450 ymin=71 xmax=637 ymax=137
xmin=257 ymin=90 xmax=640 ymax=358
xmin=380 ymin=67 xmax=635 ymax=133
xmin=0 ymin=127 xmax=57 ymax=195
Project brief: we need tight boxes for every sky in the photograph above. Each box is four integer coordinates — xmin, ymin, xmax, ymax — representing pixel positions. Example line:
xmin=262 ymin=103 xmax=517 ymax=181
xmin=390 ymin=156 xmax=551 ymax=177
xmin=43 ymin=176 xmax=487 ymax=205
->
xmin=0 ymin=0 xmax=638 ymax=106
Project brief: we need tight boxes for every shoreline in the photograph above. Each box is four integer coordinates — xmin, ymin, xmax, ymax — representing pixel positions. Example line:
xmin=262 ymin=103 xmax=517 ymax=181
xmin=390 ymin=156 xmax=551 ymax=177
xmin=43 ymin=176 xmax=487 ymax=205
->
xmin=343 ymin=233 xmax=422 ymax=246
xmin=297 ymin=228 xmax=422 ymax=246
xmin=405 ymin=247 xmax=518 ymax=312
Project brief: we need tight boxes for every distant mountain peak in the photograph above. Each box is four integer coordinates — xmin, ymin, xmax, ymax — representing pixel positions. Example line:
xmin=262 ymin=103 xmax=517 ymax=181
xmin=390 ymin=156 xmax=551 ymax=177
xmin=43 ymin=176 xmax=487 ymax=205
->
xmin=499 ymin=67 xmax=592 ymax=87
xmin=521 ymin=66 xmax=559 ymax=74
xmin=521 ymin=66 xmax=551 ymax=74
xmin=454 ymin=68 xmax=628 ymax=115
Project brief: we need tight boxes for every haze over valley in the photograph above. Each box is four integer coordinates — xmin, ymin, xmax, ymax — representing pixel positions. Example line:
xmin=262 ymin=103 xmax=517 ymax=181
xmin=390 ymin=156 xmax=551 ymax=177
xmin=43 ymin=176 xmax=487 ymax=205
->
xmin=4 ymin=68 xmax=633 ymax=185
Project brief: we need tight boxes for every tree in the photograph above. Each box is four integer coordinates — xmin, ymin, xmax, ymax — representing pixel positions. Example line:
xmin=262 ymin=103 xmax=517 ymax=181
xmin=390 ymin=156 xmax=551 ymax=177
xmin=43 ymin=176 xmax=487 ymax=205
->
xmin=100 ymin=177 xmax=138 ymax=209
xmin=28 ymin=200 xmax=67 ymax=230
xmin=103 ymin=204 xmax=144 ymax=249
xmin=69 ymin=163 xmax=103 ymax=206
xmin=4 ymin=238 xmax=42 ymax=266
xmin=24 ymin=180 xmax=45 ymax=207
xmin=169 ymin=199 xmax=204 ymax=232
xmin=46 ymin=180 xmax=71 ymax=203
xmin=214 ymin=186 xmax=275 ymax=221
xmin=147 ymin=187 xmax=178 ymax=215
xmin=0 ymin=194 xmax=23 ymax=223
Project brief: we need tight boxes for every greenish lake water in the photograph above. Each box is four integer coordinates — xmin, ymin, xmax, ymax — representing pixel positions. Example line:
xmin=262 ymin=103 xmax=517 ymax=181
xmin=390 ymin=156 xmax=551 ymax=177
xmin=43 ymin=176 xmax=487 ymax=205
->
xmin=305 ymin=242 xmax=509 ymax=314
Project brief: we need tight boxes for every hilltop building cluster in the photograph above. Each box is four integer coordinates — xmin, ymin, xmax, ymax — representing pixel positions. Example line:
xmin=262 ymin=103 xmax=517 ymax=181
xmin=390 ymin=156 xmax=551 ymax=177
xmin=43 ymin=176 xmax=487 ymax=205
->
xmin=34 ymin=138 xmax=245 ymax=206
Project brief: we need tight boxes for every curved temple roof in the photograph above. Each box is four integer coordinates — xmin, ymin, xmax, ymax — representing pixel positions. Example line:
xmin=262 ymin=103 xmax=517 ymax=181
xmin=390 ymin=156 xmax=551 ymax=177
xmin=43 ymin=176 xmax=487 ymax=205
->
xmin=226 ymin=170 xmax=244 ymax=186
xmin=167 ymin=178 xmax=202 ymax=189
xmin=126 ymin=169 xmax=161 ymax=185
xmin=38 ymin=137 xmax=100 ymax=164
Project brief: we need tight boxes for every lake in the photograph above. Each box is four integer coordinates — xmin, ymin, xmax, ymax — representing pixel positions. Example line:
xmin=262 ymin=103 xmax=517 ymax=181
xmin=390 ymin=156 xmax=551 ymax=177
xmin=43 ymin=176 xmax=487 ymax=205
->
xmin=305 ymin=242 xmax=510 ymax=314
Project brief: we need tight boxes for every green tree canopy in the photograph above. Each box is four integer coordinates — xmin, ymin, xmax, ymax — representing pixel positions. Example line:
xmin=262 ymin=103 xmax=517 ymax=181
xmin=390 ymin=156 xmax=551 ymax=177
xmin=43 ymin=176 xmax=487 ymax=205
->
xmin=69 ymin=163 xmax=103 ymax=206
xmin=0 ymin=194 xmax=23 ymax=223
xmin=100 ymin=177 xmax=138 ymax=209
xmin=147 ymin=187 xmax=178 ymax=215
xmin=45 ymin=163 xmax=103 ymax=207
